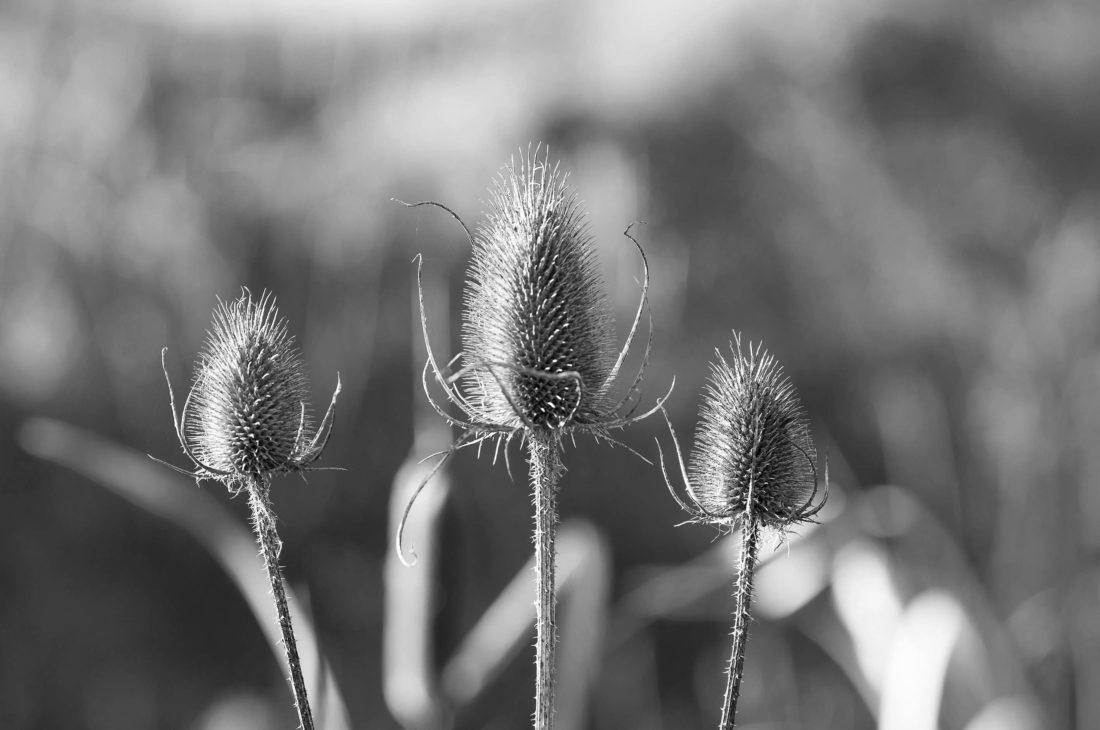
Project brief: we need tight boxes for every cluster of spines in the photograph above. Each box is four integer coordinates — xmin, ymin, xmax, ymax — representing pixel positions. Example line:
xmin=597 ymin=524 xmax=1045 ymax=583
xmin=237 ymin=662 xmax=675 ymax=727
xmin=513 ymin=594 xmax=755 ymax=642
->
xmin=184 ymin=291 xmax=311 ymax=479
xmin=687 ymin=337 xmax=818 ymax=529
xmin=461 ymin=150 xmax=615 ymax=431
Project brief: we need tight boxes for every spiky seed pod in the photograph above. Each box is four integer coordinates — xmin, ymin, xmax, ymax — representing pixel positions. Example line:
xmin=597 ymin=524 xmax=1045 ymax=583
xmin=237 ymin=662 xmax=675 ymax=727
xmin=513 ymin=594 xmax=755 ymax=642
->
xmin=688 ymin=337 xmax=818 ymax=530
xmin=461 ymin=150 xmax=615 ymax=431
xmin=407 ymin=147 xmax=665 ymax=730
xmin=185 ymin=290 xmax=313 ymax=479
xmin=656 ymin=335 xmax=823 ymax=729
xmin=155 ymin=288 xmax=340 ymax=730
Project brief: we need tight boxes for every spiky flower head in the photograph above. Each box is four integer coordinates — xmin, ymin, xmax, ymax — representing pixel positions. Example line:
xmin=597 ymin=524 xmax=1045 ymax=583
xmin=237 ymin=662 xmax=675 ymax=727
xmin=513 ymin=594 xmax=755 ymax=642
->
xmin=461 ymin=149 xmax=615 ymax=432
xmin=686 ymin=335 xmax=820 ymax=530
xmin=157 ymin=289 xmax=340 ymax=490
xmin=401 ymin=145 xmax=665 ymax=564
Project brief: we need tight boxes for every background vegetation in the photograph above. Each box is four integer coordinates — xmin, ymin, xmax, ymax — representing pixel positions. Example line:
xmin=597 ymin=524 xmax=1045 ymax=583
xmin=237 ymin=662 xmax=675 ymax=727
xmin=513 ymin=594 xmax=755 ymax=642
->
xmin=3 ymin=0 xmax=1098 ymax=727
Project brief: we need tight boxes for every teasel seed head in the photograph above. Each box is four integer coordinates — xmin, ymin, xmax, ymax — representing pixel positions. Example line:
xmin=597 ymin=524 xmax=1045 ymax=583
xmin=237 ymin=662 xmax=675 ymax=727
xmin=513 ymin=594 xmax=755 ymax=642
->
xmin=189 ymin=290 xmax=311 ymax=475
xmin=155 ymin=289 xmax=341 ymax=489
xmin=461 ymin=148 xmax=615 ymax=432
xmin=689 ymin=335 xmax=819 ymax=529
xmin=401 ymin=145 xmax=670 ymax=565
xmin=660 ymin=333 xmax=824 ymax=532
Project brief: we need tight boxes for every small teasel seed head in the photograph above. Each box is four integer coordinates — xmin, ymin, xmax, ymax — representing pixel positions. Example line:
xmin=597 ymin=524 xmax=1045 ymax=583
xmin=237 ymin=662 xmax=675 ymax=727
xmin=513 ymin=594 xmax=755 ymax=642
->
xmin=688 ymin=335 xmax=817 ymax=530
xmin=185 ymin=290 xmax=311 ymax=479
xmin=461 ymin=147 xmax=615 ymax=431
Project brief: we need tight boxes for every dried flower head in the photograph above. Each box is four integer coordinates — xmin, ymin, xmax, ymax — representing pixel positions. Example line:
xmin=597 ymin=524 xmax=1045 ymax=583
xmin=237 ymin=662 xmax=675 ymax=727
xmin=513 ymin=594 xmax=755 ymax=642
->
xmin=661 ymin=334 xmax=825 ymax=531
xmin=398 ymin=146 xmax=670 ymax=563
xmin=155 ymin=289 xmax=340 ymax=492
xmin=461 ymin=150 xmax=617 ymax=430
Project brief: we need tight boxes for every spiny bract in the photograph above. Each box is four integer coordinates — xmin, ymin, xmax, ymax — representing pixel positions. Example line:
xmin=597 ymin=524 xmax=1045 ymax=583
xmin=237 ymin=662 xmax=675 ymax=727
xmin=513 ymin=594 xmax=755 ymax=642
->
xmin=688 ymin=337 xmax=818 ymax=528
xmin=462 ymin=151 xmax=615 ymax=431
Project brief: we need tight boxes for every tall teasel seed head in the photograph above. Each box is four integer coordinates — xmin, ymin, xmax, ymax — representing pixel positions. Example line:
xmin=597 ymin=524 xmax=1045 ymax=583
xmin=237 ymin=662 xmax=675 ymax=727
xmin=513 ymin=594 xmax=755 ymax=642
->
xmin=663 ymin=334 xmax=824 ymax=531
xmin=461 ymin=150 xmax=616 ymax=431
xmin=157 ymin=289 xmax=340 ymax=489
xmin=401 ymin=145 xmax=666 ymax=565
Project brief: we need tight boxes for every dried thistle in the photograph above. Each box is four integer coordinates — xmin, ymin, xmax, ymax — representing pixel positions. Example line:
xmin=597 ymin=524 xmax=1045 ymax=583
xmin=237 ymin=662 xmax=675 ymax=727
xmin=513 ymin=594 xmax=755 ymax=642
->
xmin=157 ymin=290 xmax=340 ymax=491
xmin=659 ymin=334 xmax=825 ymax=729
xmin=154 ymin=289 xmax=340 ymax=730
xmin=400 ymin=146 xmax=669 ymax=729
xmin=460 ymin=154 xmax=616 ymax=430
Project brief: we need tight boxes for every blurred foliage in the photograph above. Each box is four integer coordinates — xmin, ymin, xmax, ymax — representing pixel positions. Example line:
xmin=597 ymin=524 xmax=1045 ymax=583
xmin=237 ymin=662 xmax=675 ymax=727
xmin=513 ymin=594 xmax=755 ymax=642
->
xmin=3 ymin=0 xmax=1100 ymax=728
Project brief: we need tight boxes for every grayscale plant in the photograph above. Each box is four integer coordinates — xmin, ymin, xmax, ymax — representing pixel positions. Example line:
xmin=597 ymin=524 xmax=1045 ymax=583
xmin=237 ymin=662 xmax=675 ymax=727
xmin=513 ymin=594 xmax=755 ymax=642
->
xmin=399 ymin=147 xmax=670 ymax=729
xmin=659 ymin=333 xmax=826 ymax=729
xmin=154 ymin=289 xmax=340 ymax=730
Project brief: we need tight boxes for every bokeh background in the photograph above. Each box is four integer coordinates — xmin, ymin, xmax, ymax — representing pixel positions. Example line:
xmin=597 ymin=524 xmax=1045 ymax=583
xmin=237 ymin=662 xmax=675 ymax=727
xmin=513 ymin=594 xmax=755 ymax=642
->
xmin=3 ymin=0 xmax=1099 ymax=727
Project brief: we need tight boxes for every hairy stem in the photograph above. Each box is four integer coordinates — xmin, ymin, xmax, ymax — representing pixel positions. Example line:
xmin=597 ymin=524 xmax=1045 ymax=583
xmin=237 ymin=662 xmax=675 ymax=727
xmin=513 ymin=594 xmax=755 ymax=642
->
xmin=528 ymin=432 xmax=563 ymax=730
xmin=247 ymin=476 xmax=315 ymax=730
xmin=720 ymin=510 xmax=760 ymax=729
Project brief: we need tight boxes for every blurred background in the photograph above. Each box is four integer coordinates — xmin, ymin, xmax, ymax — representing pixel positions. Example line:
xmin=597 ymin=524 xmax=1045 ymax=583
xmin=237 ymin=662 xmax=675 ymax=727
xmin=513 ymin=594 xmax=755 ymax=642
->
xmin=3 ymin=0 xmax=1099 ymax=727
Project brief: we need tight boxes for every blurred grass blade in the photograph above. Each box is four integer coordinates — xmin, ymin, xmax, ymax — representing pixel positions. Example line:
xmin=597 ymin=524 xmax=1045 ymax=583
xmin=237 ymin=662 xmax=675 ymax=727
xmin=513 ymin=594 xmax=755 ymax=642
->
xmin=383 ymin=426 xmax=452 ymax=730
xmin=831 ymin=538 xmax=905 ymax=695
xmin=613 ymin=482 xmax=839 ymax=647
xmin=18 ymin=417 xmax=351 ymax=730
xmin=441 ymin=519 xmax=610 ymax=730
xmin=878 ymin=590 xmax=964 ymax=730
xmin=382 ymin=248 xmax=453 ymax=730
xmin=547 ymin=521 xmax=610 ymax=730
xmin=962 ymin=696 xmax=1045 ymax=730
xmin=753 ymin=533 xmax=831 ymax=620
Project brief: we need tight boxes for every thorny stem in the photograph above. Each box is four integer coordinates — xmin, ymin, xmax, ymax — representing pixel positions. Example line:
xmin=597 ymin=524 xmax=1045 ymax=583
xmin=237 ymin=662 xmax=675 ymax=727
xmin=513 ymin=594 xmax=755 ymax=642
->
xmin=247 ymin=475 xmax=315 ymax=730
xmin=528 ymin=432 xmax=562 ymax=730
xmin=720 ymin=509 xmax=760 ymax=730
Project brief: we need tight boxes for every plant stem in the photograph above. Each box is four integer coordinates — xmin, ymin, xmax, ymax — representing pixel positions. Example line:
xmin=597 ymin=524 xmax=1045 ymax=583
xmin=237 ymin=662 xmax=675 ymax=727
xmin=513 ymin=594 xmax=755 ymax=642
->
xmin=720 ymin=510 xmax=760 ymax=729
xmin=247 ymin=475 xmax=315 ymax=730
xmin=528 ymin=432 xmax=563 ymax=730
